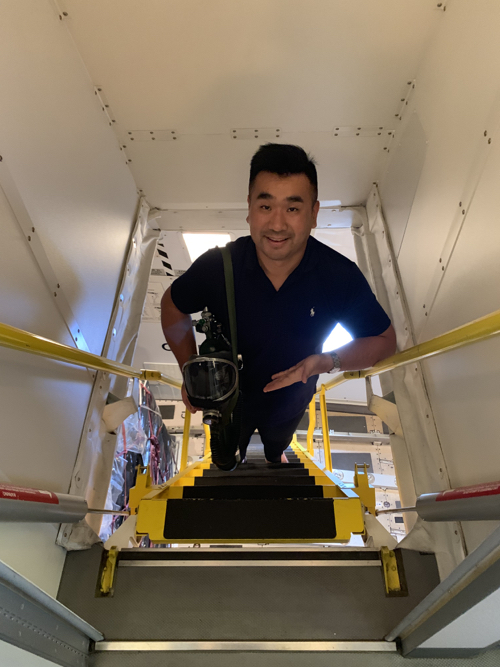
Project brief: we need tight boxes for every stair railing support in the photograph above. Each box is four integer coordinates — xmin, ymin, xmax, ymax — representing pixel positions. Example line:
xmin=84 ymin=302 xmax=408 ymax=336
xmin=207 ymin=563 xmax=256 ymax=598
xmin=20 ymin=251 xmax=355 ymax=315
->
xmin=319 ymin=385 xmax=333 ymax=472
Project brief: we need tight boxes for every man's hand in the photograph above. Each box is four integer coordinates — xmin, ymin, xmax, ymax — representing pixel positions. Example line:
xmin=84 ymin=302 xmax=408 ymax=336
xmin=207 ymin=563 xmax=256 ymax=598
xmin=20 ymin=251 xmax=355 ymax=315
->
xmin=182 ymin=382 xmax=199 ymax=414
xmin=263 ymin=353 xmax=333 ymax=393
xmin=263 ymin=324 xmax=397 ymax=393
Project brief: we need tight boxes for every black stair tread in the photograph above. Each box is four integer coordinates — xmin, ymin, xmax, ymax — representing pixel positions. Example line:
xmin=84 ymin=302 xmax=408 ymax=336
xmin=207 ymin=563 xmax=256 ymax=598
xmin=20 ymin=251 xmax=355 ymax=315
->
xmin=164 ymin=499 xmax=336 ymax=540
xmin=202 ymin=467 xmax=311 ymax=478
xmin=210 ymin=462 xmax=305 ymax=470
xmin=243 ymin=457 xmax=301 ymax=463
xmin=194 ymin=475 xmax=318 ymax=486
xmin=181 ymin=485 xmax=324 ymax=500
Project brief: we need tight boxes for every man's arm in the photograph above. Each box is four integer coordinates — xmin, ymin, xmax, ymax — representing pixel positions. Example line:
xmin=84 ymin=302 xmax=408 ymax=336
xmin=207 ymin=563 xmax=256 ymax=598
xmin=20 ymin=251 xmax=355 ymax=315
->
xmin=160 ymin=287 xmax=198 ymax=412
xmin=263 ymin=323 xmax=397 ymax=392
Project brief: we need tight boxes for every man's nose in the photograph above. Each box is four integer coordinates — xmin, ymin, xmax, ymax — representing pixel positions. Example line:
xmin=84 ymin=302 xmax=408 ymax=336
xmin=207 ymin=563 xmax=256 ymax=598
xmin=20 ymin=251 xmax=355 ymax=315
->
xmin=269 ymin=207 xmax=287 ymax=231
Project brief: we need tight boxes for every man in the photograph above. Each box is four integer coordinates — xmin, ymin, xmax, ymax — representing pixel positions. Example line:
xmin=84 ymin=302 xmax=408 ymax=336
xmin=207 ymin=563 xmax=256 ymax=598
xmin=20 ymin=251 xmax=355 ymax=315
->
xmin=161 ymin=144 xmax=396 ymax=464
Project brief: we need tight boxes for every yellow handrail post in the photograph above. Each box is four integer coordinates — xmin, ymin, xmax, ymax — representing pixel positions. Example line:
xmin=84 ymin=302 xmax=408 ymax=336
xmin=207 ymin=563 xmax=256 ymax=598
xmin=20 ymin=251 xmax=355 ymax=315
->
xmin=180 ymin=410 xmax=192 ymax=472
xmin=319 ymin=385 xmax=333 ymax=473
xmin=203 ymin=423 xmax=211 ymax=457
xmin=307 ymin=396 xmax=316 ymax=456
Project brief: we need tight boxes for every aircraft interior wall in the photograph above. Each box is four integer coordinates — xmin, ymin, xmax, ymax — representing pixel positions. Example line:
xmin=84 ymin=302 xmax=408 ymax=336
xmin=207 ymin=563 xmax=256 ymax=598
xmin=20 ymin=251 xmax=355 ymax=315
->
xmin=0 ymin=0 xmax=138 ymax=595
xmin=378 ymin=0 xmax=500 ymax=555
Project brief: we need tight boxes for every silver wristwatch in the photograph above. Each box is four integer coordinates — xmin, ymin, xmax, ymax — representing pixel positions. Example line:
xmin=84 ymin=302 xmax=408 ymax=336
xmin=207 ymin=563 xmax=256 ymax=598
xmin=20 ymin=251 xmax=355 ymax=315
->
xmin=326 ymin=351 xmax=342 ymax=374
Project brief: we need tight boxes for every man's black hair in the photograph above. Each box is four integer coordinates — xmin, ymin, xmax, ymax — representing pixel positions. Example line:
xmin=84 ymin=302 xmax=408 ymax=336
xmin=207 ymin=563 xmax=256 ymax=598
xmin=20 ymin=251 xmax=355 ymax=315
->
xmin=249 ymin=143 xmax=318 ymax=203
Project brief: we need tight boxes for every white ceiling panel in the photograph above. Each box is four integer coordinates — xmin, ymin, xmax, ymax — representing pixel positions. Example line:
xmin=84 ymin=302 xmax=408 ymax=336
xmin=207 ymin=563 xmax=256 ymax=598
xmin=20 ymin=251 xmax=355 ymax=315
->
xmin=59 ymin=0 xmax=442 ymax=205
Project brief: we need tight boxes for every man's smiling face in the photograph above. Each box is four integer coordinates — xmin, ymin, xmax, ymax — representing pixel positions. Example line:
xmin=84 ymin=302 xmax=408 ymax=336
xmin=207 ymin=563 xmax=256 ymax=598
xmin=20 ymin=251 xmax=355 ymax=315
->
xmin=247 ymin=171 xmax=319 ymax=265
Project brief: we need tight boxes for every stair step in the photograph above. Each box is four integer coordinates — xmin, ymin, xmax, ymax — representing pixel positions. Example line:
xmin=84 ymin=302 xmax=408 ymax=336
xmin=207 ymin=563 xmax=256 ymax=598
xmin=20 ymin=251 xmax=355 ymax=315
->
xmin=163 ymin=498 xmax=336 ymax=540
xmin=194 ymin=475 xmax=318 ymax=486
xmin=210 ymin=462 xmax=305 ymax=470
xmin=181 ymin=484 xmax=325 ymax=500
xmin=202 ymin=467 xmax=311 ymax=478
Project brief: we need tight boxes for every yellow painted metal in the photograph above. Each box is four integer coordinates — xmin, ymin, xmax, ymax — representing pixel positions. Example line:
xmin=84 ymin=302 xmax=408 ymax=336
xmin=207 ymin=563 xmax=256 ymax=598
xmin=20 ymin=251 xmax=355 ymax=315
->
xmin=135 ymin=498 xmax=363 ymax=545
xmin=136 ymin=499 xmax=168 ymax=541
xmin=0 ymin=321 xmax=181 ymax=388
xmin=100 ymin=547 xmax=118 ymax=595
xmin=318 ymin=308 xmax=500 ymax=394
xmin=179 ymin=410 xmax=192 ymax=472
xmin=306 ymin=397 xmax=316 ymax=455
xmin=381 ymin=546 xmax=402 ymax=595
xmin=334 ymin=499 xmax=365 ymax=540
xmin=291 ymin=442 xmax=346 ymax=492
xmin=319 ymin=385 xmax=333 ymax=473
xmin=203 ymin=424 xmax=211 ymax=457
xmin=353 ymin=463 xmax=376 ymax=516
xmin=128 ymin=466 xmax=153 ymax=515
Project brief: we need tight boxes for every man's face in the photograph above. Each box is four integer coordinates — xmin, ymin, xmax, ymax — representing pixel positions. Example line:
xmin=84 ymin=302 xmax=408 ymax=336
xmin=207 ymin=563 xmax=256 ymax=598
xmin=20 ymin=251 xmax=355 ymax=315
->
xmin=247 ymin=172 xmax=319 ymax=264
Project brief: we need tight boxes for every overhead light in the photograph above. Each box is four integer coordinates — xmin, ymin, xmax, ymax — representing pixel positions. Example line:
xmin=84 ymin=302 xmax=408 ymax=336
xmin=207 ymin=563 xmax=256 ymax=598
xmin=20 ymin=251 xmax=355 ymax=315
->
xmin=322 ymin=323 xmax=353 ymax=352
xmin=182 ymin=233 xmax=231 ymax=263
xmin=320 ymin=200 xmax=342 ymax=207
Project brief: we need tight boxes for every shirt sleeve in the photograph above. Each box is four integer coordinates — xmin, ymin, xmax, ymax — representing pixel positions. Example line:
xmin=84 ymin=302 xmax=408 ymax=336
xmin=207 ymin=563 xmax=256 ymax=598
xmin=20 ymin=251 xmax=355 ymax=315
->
xmin=338 ymin=264 xmax=391 ymax=338
xmin=170 ymin=248 xmax=223 ymax=314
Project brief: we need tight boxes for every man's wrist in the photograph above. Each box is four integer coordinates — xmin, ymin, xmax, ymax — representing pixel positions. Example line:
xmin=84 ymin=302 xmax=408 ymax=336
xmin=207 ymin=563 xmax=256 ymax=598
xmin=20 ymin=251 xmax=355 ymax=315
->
xmin=324 ymin=351 xmax=342 ymax=374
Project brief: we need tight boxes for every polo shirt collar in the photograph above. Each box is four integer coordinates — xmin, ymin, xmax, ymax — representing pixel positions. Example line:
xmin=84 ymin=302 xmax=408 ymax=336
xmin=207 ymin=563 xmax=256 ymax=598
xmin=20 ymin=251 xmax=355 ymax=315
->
xmin=244 ymin=236 xmax=316 ymax=276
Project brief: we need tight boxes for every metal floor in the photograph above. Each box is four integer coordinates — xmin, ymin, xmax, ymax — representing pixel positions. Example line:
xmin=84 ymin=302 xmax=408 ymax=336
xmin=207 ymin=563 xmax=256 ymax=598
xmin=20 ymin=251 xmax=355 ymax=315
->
xmin=89 ymin=647 xmax=500 ymax=667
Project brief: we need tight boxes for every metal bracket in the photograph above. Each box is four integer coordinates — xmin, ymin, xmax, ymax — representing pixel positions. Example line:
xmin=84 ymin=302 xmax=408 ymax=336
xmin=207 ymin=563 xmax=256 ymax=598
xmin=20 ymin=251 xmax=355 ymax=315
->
xmin=381 ymin=546 xmax=408 ymax=597
xmin=99 ymin=547 xmax=119 ymax=597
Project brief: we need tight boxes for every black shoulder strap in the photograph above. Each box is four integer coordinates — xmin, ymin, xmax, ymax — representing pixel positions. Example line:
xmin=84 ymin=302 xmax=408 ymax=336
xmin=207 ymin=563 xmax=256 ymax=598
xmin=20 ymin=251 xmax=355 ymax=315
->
xmin=221 ymin=245 xmax=238 ymax=366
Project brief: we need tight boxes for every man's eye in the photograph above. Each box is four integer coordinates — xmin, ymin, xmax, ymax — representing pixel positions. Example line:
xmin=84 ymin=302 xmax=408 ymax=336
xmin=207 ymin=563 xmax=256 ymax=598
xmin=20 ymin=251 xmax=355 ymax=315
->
xmin=288 ymin=207 xmax=299 ymax=212
xmin=260 ymin=205 xmax=271 ymax=210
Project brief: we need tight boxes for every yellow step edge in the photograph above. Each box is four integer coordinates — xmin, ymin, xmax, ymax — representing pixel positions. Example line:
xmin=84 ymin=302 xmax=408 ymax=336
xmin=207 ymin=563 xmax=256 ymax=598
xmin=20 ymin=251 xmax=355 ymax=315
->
xmin=164 ymin=484 xmax=346 ymax=500
xmin=136 ymin=497 xmax=365 ymax=544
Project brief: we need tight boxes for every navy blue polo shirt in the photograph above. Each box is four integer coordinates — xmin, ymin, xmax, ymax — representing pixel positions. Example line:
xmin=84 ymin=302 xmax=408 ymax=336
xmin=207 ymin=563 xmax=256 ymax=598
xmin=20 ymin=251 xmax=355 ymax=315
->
xmin=170 ymin=235 xmax=390 ymax=425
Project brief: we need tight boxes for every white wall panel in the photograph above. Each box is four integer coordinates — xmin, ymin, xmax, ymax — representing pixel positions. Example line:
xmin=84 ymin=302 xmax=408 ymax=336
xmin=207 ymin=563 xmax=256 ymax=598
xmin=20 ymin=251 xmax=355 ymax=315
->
xmin=0 ymin=0 xmax=138 ymax=593
xmin=391 ymin=0 xmax=500 ymax=331
xmin=380 ymin=0 xmax=500 ymax=554
xmin=0 ymin=640 xmax=57 ymax=667
xmin=0 ymin=0 xmax=138 ymax=355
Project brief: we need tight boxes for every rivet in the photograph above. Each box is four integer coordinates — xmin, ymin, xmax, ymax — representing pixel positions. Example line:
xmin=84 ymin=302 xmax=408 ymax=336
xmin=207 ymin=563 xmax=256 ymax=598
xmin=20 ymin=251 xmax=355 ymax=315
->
xmin=28 ymin=235 xmax=31 ymax=241
xmin=0 ymin=155 xmax=3 ymax=161
xmin=488 ymin=138 xmax=492 ymax=144
xmin=439 ymin=258 xmax=442 ymax=263
xmin=442 ymin=266 xmax=445 ymax=271
xmin=63 ymin=12 xmax=68 ymax=16
xmin=57 ymin=283 xmax=60 ymax=288
xmin=54 ymin=292 xmax=57 ymax=297
xmin=484 ymin=130 xmax=488 ymax=137
xmin=462 ymin=209 xmax=465 ymax=215
xmin=173 ymin=137 xmax=177 ymax=140
xmin=32 ymin=226 xmax=35 ymax=232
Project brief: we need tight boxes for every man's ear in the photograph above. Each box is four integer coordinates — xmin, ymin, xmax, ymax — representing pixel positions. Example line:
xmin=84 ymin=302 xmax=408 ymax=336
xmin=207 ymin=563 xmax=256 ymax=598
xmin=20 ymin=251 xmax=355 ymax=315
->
xmin=246 ymin=194 xmax=250 ymax=224
xmin=311 ymin=199 xmax=320 ymax=228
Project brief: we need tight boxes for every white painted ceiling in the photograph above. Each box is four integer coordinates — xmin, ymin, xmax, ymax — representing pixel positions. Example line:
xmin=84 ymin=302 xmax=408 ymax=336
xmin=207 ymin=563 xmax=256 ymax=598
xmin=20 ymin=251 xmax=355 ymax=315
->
xmin=59 ymin=0 xmax=441 ymax=207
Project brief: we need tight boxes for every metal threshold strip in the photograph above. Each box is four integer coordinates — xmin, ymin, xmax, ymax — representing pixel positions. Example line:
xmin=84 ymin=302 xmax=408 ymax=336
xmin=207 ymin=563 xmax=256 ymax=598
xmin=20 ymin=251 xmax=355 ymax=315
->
xmin=95 ymin=641 xmax=397 ymax=652
xmin=119 ymin=559 xmax=382 ymax=567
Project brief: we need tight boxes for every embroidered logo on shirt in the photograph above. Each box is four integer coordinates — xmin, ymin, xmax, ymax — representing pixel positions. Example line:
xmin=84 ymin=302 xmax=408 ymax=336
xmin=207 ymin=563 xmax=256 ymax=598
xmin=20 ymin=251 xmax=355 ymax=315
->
xmin=310 ymin=307 xmax=315 ymax=317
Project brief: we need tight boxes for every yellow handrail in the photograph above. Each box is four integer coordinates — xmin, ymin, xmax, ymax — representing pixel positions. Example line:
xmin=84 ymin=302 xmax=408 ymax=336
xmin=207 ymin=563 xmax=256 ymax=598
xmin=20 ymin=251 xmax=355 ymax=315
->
xmin=319 ymin=385 xmax=333 ymax=473
xmin=306 ymin=396 xmax=316 ymax=456
xmin=179 ymin=410 xmax=192 ymax=472
xmin=203 ymin=423 xmax=211 ymax=457
xmin=318 ymin=308 xmax=500 ymax=394
xmin=0 ymin=321 xmax=182 ymax=389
